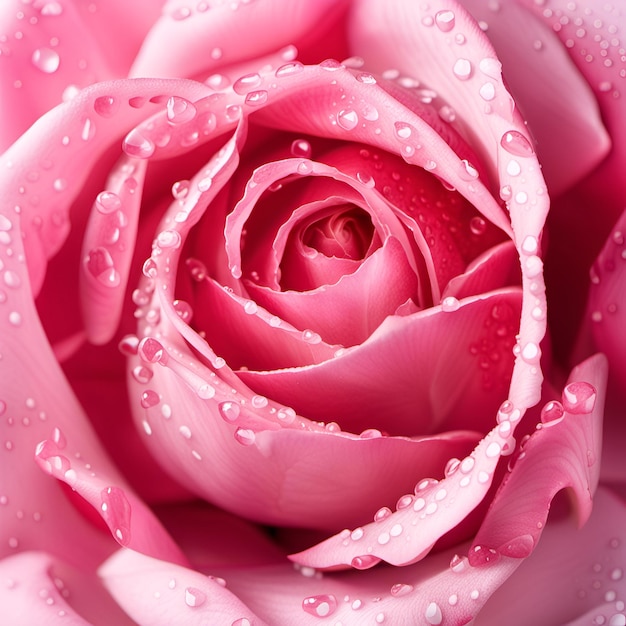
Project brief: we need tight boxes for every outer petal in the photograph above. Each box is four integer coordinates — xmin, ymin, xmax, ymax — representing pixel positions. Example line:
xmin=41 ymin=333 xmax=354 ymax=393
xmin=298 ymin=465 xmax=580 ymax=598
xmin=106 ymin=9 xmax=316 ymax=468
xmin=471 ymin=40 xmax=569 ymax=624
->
xmin=130 ymin=0 xmax=348 ymax=78
xmin=291 ymin=353 xmax=606 ymax=570
xmin=462 ymin=0 xmax=610 ymax=195
xmin=0 ymin=551 xmax=133 ymax=626
xmin=474 ymin=487 xmax=626 ymax=625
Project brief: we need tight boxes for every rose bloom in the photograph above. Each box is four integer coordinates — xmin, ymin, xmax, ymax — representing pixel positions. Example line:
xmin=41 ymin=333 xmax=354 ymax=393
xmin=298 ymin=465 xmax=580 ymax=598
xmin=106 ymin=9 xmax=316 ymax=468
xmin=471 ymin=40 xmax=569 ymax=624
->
xmin=1 ymin=0 xmax=625 ymax=624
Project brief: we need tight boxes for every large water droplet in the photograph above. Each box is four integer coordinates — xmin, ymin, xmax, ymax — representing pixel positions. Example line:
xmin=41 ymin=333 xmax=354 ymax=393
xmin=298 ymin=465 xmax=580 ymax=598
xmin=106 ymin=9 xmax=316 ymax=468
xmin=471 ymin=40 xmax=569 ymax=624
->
xmin=233 ymin=73 xmax=262 ymax=95
xmin=425 ymin=602 xmax=443 ymax=625
xmin=302 ymin=594 xmax=337 ymax=618
xmin=166 ymin=96 xmax=197 ymax=124
xmin=435 ymin=10 xmax=455 ymax=31
xmin=234 ymin=428 xmax=255 ymax=446
xmin=337 ymin=108 xmax=359 ymax=130
xmin=500 ymin=130 xmax=534 ymax=156
xmin=453 ymin=58 xmax=472 ymax=80
xmin=95 ymin=191 xmax=122 ymax=214
xmin=390 ymin=583 xmax=414 ymax=597
xmin=540 ymin=400 xmax=565 ymax=425
xmin=140 ymin=390 xmax=160 ymax=409
xmin=185 ymin=587 xmax=206 ymax=607
xmin=123 ymin=129 xmax=155 ymax=159
xmin=562 ymin=382 xmax=597 ymax=414
xmin=32 ymin=48 xmax=60 ymax=73
xmin=351 ymin=555 xmax=381 ymax=569
xmin=219 ymin=401 xmax=240 ymax=422
xmin=93 ymin=96 xmax=120 ymax=118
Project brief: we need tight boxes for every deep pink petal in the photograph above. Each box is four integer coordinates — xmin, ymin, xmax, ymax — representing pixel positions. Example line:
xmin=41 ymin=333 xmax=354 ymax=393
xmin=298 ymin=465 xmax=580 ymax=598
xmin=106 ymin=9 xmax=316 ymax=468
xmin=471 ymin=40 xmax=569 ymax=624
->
xmin=0 ymin=551 xmax=133 ymax=625
xmin=100 ymin=548 xmax=267 ymax=626
xmin=475 ymin=487 xmax=626 ymax=625
xmin=462 ymin=0 xmax=610 ymax=195
xmin=241 ymin=289 xmax=521 ymax=436
xmin=246 ymin=237 xmax=417 ymax=346
xmin=130 ymin=0 xmax=348 ymax=78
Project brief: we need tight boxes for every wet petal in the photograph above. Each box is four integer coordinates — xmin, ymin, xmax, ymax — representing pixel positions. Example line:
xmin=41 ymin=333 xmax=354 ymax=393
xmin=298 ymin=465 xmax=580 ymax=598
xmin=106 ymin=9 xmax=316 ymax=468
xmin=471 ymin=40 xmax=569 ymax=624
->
xmin=100 ymin=548 xmax=267 ymax=626
xmin=0 ymin=551 xmax=133 ymax=625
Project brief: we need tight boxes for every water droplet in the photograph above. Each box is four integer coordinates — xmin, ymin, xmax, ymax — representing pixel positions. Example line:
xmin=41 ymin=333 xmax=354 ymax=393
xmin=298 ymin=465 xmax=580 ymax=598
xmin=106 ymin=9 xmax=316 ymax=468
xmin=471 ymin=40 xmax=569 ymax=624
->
xmin=435 ymin=10 xmax=455 ymax=32
xmin=337 ymin=108 xmax=359 ymax=130
xmin=374 ymin=506 xmax=392 ymax=522
xmin=390 ymin=583 xmax=414 ymax=597
xmin=132 ymin=366 xmax=153 ymax=384
xmin=245 ymin=90 xmax=268 ymax=106
xmin=425 ymin=602 xmax=443 ymax=625
xmin=562 ymin=381 xmax=597 ymax=414
xmin=351 ymin=555 xmax=381 ymax=569
xmin=442 ymin=296 xmax=460 ymax=312
xmin=277 ymin=407 xmax=296 ymax=423
xmin=479 ymin=82 xmax=496 ymax=101
xmin=357 ymin=72 xmax=377 ymax=84
xmin=469 ymin=544 xmax=499 ymax=566
xmin=539 ymin=400 xmax=564 ymax=426
xmin=275 ymin=61 xmax=304 ymax=77
xmin=120 ymin=130 xmax=153 ymax=160
xmin=84 ymin=247 xmax=121 ymax=288
xmin=233 ymin=73 xmax=262 ymax=95
xmin=138 ymin=337 xmax=165 ymax=363
xmin=179 ymin=425 xmax=192 ymax=439
xmin=469 ymin=216 xmax=486 ymax=235
xmin=297 ymin=160 xmax=313 ymax=175
xmin=302 ymin=329 xmax=322 ymax=344
xmin=500 ymin=130 xmax=534 ymax=156
xmin=100 ymin=486 xmax=132 ymax=546
xmin=8 ymin=311 xmax=22 ymax=326
xmin=351 ymin=527 xmax=364 ymax=540
xmin=140 ymin=390 xmax=160 ymax=409
xmin=95 ymin=191 xmax=122 ymax=214
xmin=506 ymin=159 xmax=521 ymax=176
xmin=219 ymin=401 xmax=240 ymax=422
xmin=302 ymin=594 xmax=337 ymax=618
xmin=93 ymin=96 xmax=119 ymax=118
xmin=234 ymin=428 xmax=255 ymax=446
xmin=498 ymin=534 xmax=534 ymax=558
xmin=394 ymin=122 xmax=413 ymax=140
xmin=3 ymin=270 xmax=21 ymax=288
xmin=32 ymin=47 xmax=60 ymax=73
xmin=521 ymin=342 xmax=540 ymax=362
xmin=291 ymin=139 xmax=312 ymax=158
xmin=453 ymin=58 xmax=472 ymax=80
xmin=156 ymin=229 xmax=182 ymax=249
xmin=185 ymin=587 xmax=206 ymax=607
xmin=166 ymin=96 xmax=197 ymax=124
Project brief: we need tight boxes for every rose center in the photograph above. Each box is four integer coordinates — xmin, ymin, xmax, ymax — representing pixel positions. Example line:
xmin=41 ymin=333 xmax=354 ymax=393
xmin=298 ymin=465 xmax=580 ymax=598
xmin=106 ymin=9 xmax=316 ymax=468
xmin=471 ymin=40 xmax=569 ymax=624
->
xmin=302 ymin=206 xmax=374 ymax=260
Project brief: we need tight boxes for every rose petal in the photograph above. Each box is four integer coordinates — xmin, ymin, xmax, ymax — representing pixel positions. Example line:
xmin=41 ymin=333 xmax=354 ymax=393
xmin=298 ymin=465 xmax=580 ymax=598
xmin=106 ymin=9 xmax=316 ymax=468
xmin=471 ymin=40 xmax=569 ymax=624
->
xmin=241 ymin=289 xmax=521 ymax=436
xmin=0 ymin=78 xmax=214 ymax=295
xmin=99 ymin=548 xmax=266 ymax=626
xmin=130 ymin=0 xmax=348 ymax=78
xmin=462 ymin=0 xmax=611 ymax=195
xmin=0 ymin=551 xmax=134 ymax=625
xmin=474 ymin=487 xmax=626 ymax=625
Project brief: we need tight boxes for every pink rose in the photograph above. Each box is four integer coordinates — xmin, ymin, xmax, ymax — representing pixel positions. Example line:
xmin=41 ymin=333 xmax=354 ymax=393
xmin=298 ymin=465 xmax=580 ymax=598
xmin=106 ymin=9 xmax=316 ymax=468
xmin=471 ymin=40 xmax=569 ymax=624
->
xmin=1 ymin=1 xmax=624 ymax=624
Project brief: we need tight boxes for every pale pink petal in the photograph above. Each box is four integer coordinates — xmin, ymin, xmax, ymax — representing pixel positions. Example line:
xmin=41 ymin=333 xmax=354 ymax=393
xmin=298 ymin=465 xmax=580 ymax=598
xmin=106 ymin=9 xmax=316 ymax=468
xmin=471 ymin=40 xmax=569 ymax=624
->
xmin=470 ymin=353 xmax=607 ymax=558
xmin=0 ymin=0 xmax=110 ymax=151
xmin=475 ymin=487 xmax=626 ymax=625
xmin=0 ymin=78 xmax=214 ymax=296
xmin=0 ymin=551 xmax=133 ymax=625
xmin=347 ymin=0 xmax=550 ymax=414
xmin=517 ymin=0 xmax=626 ymax=207
xmin=462 ymin=0 xmax=610 ymax=195
xmin=79 ymin=156 xmax=147 ymax=345
xmin=291 ymin=353 xmax=606 ymax=571
xmin=100 ymin=548 xmax=267 ymax=626
xmin=130 ymin=0 xmax=347 ymax=78
xmin=588 ymin=210 xmax=626 ymax=393
xmin=241 ymin=289 xmax=521 ymax=436
xmin=0 ymin=200 xmax=185 ymax=566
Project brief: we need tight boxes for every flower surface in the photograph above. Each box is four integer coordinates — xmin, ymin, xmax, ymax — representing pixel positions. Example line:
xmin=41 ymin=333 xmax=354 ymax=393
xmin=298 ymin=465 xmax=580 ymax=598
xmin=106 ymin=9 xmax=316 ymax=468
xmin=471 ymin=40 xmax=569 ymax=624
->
xmin=1 ymin=1 xmax=624 ymax=624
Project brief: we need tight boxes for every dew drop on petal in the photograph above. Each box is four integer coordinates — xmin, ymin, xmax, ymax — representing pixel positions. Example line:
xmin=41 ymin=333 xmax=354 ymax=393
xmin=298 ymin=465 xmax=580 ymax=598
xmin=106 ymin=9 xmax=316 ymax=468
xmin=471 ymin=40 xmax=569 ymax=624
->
xmin=219 ymin=401 xmax=240 ymax=422
xmin=32 ymin=47 xmax=60 ymax=73
xmin=95 ymin=191 xmax=122 ymax=214
xmin=185 ymin=587 xmax=206 ymax=608
xmin=351 ymin=555 xmax=381 ymax=569
xmin=234 ymin=428 xmax=256 ymax=446
xmin=93 ymin=96 xmax=119 ymax=118
xmin=435 ymin=10 xmax=455 ymax=31
xmin=442 ymin=296 xmax=460 ymax=312
xmin=140 ymin=390 xmax=160 ymax=409
xmin=562 ymin=382 xmax=597 ymax=414
xmin=374 ymin=506 xmax=392 ymax=522
xmin=540 ymin=400 xmax=564 ymax=425
xmin=425 ymin=602 xmax=443 ymax=625
xmin=337 ymin=108 xmax=359 ymax=130
xmin=500 ymin=130 xmax=534 ymax=156
xmin=166 ymin=96 xmax=197 ymax=124
xmin=123 ymin=129 xmax=155 ymax=159
xmin=302 ymin=594 xmax=337 ymax=618
xmin=453 ymin=58 xmax=472 ymax=80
